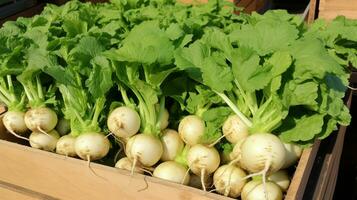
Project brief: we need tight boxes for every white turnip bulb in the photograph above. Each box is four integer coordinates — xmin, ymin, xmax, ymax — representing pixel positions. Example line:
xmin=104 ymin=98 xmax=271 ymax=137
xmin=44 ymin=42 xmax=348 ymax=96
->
xmin=29 ymin=129 xmax=60 ymax=152
xmin=107 ymin=106 xmax=141 ymax=138
xmin=178 ymin=115 xmax=205 ymax=146
xmin=161 ymin=129 xmax=184 ymax=161
xmin=56 ymin=134 xmax=76 ymax=157
xmin=213 ymin=164 xmax=247 ymax=198
xmin=74 ymin=132 xmax=110 ymax=161
xmin=153 ymin=161 xmax=190 ymax=185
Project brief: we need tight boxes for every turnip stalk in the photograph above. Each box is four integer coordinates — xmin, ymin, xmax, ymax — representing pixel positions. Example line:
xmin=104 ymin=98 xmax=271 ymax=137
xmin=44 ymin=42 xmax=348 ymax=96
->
xmin=0 ymin=75 xmax=29 ymax=141
xmin=17 ymin=73 xmax=58 ymax=134
xmin=56 ymin=71 xmax=111 ymax=162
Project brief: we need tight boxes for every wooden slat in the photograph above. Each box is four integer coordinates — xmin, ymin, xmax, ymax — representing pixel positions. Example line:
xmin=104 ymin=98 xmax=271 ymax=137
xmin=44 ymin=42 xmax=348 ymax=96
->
xmin=0 ymin=186 xmax=38 ymax=200
xmin=285 ymin=141 xmax=320 ymax=200
xmin=319 ymin=0 xmax=357 ymax=20
xmin=307 ymin=0 xmax=317 ymax=24
xmin=0 ymin=140 xmax=231 ymax=200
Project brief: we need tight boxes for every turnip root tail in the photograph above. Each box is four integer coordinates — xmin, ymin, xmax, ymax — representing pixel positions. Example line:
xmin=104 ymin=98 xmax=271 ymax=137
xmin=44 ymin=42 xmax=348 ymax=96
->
xmin=241 ymin=155 xmax=272 ymax=200
xmin=86 ymin=154 xmax=106 ymax=181
xmin=37 ymin=126 xmax=53 ymax=138
xmin=201 ymin=168 xmax=206 ymax=192
xmin=208 ymin=133 xmax=230 ymax=148
xmin=347 ymin=85 xmax=357 ymax=91
xmin=228 ymin=157 xmax=241 ymax=166
xmin=181 ymin=168 xmax=191 ymax=185
xmin=114 ymin=146 xmax=123 ymax=163
xmin=139 ymin=168 xmax=153 ymax=176
xmin=7 ymin=128 xmax=30 ymax=142
xmin=131 ymin=156 xmax=138 ymax=176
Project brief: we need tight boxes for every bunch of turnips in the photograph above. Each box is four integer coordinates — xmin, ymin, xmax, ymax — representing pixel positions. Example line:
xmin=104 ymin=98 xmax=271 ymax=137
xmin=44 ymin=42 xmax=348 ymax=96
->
xmin=0 ymin=0 xmax=355 ymax=199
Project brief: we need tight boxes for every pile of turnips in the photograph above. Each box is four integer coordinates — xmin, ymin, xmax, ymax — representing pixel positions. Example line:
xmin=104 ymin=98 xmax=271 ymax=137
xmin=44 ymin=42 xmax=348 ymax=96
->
xmin=1 ymin=0 xmax=355 ymax=199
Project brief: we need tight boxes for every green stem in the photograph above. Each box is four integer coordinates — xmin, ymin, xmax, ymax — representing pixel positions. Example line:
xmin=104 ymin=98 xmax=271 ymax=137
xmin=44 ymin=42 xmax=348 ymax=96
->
xmin=91 ymin=98 xmax=104 ymax=127
xmin=155 ymin=96 xmax=165 ymax=131
xmin=196 ymin=103 xmax=212 ymax=118
xmin=0 ymin=84 xmax=12 ymax=101
xmin=119 ymin=85 xmax=132 ymax=107
xmin=73 ymin=109 xmax=85 ymax=125
xmin=131 ymin=88 xmax=151 ymax=133
xmin=7 ymin=75 xmax=16 ymax=101
xmin=214 ymin=91 xmax=252 ymax=127
xmin=234 ymin=80 xmax=257 ymax=115
xmin=0 ymin=92 xmax=11 ymax=106
xmin=22 ymin=84 xmax=34 ymax=102
xmin=36 ymin=75 xmax=44 ymax=100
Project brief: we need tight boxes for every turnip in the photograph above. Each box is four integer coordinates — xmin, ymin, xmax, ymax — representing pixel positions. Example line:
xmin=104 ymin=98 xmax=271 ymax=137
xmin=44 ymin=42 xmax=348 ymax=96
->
xmin=222 ymin=115 xmax=249 ymax=144
xmin=178 ymin=115 xmax=205 ymax=146
xmin=75 ymin=132 xmax=110 ymax=161
xmin=241 ymin=180 xmax=283 ymax=200
xmin=153 ymin=161 xmax=190 ymax=185
xmin=107 ymin=106 xmax=141 ymax=138
xmin=156 ymin=105 xmax=169 ymax=130
xmin=115 ymin=157 xmax=144 ymax=174
xmin=213 ymin=164 xmax=247 ymax=198
xmin=29 ymin=129 xmax=60 ymax=151
xmin=229 ymin=139 xmax=246 ymax=166
xmin=161 ymin=129 xmax=184 ymax=161
xmin=187 ymin=144 xmax=220 ymax=191
xmin=2 ymin=111 xmax=29 ymax=141
xmin=240 ymin=133 xmax=286 ymax=175
xmin=282 ymin=143 xmax=302 ymax=169
xmin=268 ymin=170 xmax=290 ymax=191
xmin=239 ymin=133 xmax=286 ymax=199
xmin=126 ymin=134 xmax=163 ymax=173
xmin=56 ymin=135 xmax=76 ymax=157
xmin=25 ymin=107 xmax=58 ymax=133
xmin=56 ymin=118 xmax=70 ymax=136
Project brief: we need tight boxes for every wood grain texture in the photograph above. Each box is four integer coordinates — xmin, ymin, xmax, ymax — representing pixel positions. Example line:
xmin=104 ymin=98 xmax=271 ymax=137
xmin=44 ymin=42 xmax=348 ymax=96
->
xmin=285 ymin=141 xmax=320 ymax=200
xmin=0 ymin=187 xmax=38 ymax=200
xmin=0 ymin=139 xmax=232 ymax=200
xmin=319 ymin=0 xmax=357 ymax=20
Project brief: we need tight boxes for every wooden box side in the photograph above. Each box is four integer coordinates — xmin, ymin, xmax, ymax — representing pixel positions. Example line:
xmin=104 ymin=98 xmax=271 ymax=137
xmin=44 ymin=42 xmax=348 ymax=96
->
xmin=0 ymin=138 xmax=233 ymax=200
xmin=319 ymin=0 xmax=357 ymax=20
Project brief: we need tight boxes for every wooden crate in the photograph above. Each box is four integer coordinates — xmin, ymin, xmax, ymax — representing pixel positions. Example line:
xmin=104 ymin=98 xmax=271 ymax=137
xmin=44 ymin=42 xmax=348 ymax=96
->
xmin=0 ymin=1 xmax=352 ymax=199
xmin=319 ymin=0 xmax=357 ymax=20
xmin=0 ymin=113 xmax=318 ymax=200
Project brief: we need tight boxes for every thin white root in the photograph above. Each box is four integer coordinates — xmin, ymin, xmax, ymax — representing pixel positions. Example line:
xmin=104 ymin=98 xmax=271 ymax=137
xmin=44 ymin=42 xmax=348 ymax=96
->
xmin=142 ymin=166 xmax=155 ymax=172
xmin=105 ymin=132 xmax=113 ymax=138
xmin=112 ymin=134 xmax=127 ymax=153
xmin=139 ymin=168 xmax=153 ymax=176
xmin=240 ymin=156 xmax=272 ymax=182
xmin=37 ymin=126 xmax=53 ymax=138
xmin=131 ymin=156 xmax=138 ymax=176
xmin=137 ymin=176 xmax=149 ymax=192
xmin=228 ymin=157 xmax=241 ymax=166
xmin=348 ymin=85 xmax=357 ymax=91
xmin=207 ymin=188 xmax=217 ymax=193
xmin=7 ymin=128 xmax=30 ymax=142
xmin=224 ymin=168 xmax=233 ymax=197
xmin=86 ymin=155 xmax=105 ymax=181
xmin=181 ymin=168 xmax=191 ymax=185
xmin=113 ymin=145 xmax=123 ymax=163
xmin=201 ymin=168 xmax=207 ymax=192
xmin=208 ymin=133 xmax=229 ymax=148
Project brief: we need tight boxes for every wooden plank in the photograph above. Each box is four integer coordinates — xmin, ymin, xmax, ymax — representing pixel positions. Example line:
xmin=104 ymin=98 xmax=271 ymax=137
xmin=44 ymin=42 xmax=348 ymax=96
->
xmin=0 ymin=186 xmax=39 ymax=200
xmin=285 ymin=141 xmax=320 ymax=200
xmin=319 ymin=0 xmax=357 ymax=20
xmin=307 ymin=0 xmax=317 ymax=24
xmin=0 ymin=140 xmax=231 ymax=200
xmin=319 ymin=0 xmax=357 ymax=10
